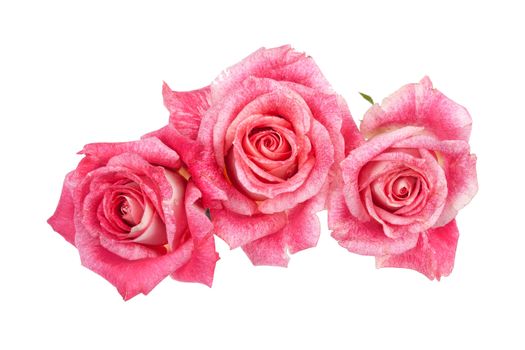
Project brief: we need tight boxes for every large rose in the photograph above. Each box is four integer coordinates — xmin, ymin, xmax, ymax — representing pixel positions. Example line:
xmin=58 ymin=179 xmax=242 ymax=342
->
xmin=153 ymin=46 xmax=361 ymax=266
xmin=329 ymin=77 xmax=477 ymax=279
xmin=48 ymin=138 xmax=219 ymax=299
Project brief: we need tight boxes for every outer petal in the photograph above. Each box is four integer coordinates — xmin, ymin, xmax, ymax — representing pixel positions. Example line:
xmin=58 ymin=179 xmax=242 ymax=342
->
xmin=211 ymin=209 xmax=288 ymax=249
xmin=242 ymin=182 xmax=328 ymax=266
xmin=48 ymin=173 xmax=76 ymax=245
xmin=375 ymin=220 xmax=460 ymax=280
xmin=81 ymin=137 xmax=181 ymax=170
xmin=328 ymin=188 xmax=418 ymax=256
xmin=171 ymin=181 xmax=219 ymax=286
xmin=436 ymin=153 xmax=478 ymax=226
xmin=172 ymin=235 xmax=218 ymax=287
xmin=361 ymin=77 xmax=472 ymax=141
xmin=163 ymin=83 xmax=211 ymax=141
xmin=75 ymin=221 xmax=193 ymax=300
xmin=211 ymin=45 xmax=332 ymax=101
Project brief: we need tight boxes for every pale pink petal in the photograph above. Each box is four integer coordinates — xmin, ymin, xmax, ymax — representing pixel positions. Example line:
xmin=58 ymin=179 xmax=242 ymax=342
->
xmin=328 ymin=189 xmax=418 ymax=256
xmin=242 ymin=182 xmax=328 ymax=266
xmin=184 ymin=181 xmax=214 ymax=241
xmin=211 ymin=208 xmax=287 ymax=249
xmin=211 ymin=45 xmax=332 ymax=101
xmin=436 ymin=153 xmax=478 ymax=226
xmin=241 ymin=230 xmax=289 ymax=267
xmin=361 ymin=76 xmax=472 ymax=141
xmin=161 ymin=169 xmax=188 ymax=248
xmin=375 ymin=220 xmax=460 ymax=280
xmin=163 ymin=83 xmax=211 ymax=141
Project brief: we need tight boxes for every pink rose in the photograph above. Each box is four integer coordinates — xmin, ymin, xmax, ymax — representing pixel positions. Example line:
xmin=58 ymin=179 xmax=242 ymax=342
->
xmin=153 ymin=46 xmax=361 ymax=266
xmin=48 ymin=138 xmax=219 ymax=299
xmin=329 ymin=77 xmax=478 ymax=279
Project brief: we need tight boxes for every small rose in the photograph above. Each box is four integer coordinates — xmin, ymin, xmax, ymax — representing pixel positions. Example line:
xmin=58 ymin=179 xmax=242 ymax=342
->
xmin=329 ymin=77 xmax=477 ymax=279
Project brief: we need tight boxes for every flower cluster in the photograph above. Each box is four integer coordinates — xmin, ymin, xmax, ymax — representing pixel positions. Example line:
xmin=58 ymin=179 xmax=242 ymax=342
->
xmin=48 ymin=46 xmax=477 ymax=299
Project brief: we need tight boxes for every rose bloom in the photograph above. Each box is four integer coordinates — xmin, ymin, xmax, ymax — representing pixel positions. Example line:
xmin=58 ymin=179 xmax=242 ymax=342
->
xmin=328 ymin=77 xmax=478 ymax=279
xmin=152 ymin=46 xmax=361 ymax=266
xmin=48 ymin=138 xmax=218 ymax=299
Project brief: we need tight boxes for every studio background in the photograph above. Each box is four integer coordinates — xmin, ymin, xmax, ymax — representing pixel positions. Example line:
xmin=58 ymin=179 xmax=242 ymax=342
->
xmin=1 ymin=1 xmax=522 ymax=349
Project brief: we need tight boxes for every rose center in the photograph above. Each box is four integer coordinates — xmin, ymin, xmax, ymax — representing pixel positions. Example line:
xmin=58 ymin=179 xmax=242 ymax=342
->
xmin=115 ymin=195 xmax=143 ymax=227
xmin=249 ymin=127 xmax=291 ymax=156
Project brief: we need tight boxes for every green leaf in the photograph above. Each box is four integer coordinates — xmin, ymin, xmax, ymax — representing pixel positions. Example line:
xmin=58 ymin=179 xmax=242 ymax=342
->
xmin=359 ymin=92 xmax=374 ymax=105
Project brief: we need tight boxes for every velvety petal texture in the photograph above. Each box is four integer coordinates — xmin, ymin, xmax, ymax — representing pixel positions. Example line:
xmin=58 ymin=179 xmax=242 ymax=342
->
xmin=156 ymin=46 xmax=361 ymax=265
xmin=330 ymin=77 xmax=477 ymax=279
xmin=48 ymin=138 xmax=218 ymax=299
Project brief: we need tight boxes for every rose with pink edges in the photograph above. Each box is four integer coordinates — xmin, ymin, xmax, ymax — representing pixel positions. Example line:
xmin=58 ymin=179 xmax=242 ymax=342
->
xmin=152 ymin=46 xmax=361 ymax=266
xmin=48 ymin=138 xmax=219 ymax=299
xmin=329 ymin=77 xmax=478 ymax=279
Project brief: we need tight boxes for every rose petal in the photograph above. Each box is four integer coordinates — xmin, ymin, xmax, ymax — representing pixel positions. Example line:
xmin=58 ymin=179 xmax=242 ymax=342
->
xmin=48 ymin=173 xmax=77 ymax=245
xmin=375 ymin=220 xmax=460 ymax=280
xmin=163 ymin=83 xmax=211 ymax=141
xmin=242 ymin=181 xmax=328 ymax=266
xmin=211 ymin=208 xmax=287 ymax=249
xmin=341 ymin=126 xmax=424 ymax=222
xmin=81 ymin=137 xmax=181 ymax=169
xmin=257 ymin=119 xmax=334 ymax=214
xmin=361 ymin=76 xmax=472 ymax=142
xmin=211 ymin=45 xmax=332 ymax=101
xmin=328 ymin=189 xmax=419 ymax=256
xmin=75 ymin=221 xmax=193 ymax=300
xmin=171 ymin=234 xmax=219 ymax=287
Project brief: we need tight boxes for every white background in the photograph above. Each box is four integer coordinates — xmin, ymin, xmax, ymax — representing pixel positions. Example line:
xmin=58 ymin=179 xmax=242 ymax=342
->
xmin=1 ymin=1 xmax=523 ymax=349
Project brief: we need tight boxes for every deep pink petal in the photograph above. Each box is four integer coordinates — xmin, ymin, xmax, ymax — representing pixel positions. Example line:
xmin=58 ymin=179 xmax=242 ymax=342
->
xmin=75 ymin=222 xmax=193 ymax=300
xmin=163 ymin=83 xmax=211 ymax=141
xmin=171 ymin=234 xmax=219 ymax=287
xmin=375 ymin=220 xmax=460 ymax=280
xmin=48 ymin=173 xmax=76 ymax=245
xmin=361 ymin=76 xmax=472 ymax=142
xmin=211 ymin=45 xmax=332 ymax=101
xmin=81 ymin=137 xmax=181 ymax=170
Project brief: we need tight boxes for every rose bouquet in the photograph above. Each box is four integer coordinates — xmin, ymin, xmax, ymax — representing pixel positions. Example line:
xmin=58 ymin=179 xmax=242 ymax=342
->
xmin=49 ymin=45 xmax=477 ymax=299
